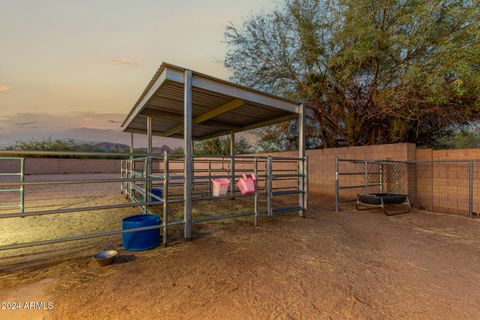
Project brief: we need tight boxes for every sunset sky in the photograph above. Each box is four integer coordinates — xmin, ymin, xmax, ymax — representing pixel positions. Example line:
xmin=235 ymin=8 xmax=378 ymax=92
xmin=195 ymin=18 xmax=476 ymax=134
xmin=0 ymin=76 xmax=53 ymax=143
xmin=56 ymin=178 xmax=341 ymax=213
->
xmin=0 ymin=0 xmax=275 ymax=147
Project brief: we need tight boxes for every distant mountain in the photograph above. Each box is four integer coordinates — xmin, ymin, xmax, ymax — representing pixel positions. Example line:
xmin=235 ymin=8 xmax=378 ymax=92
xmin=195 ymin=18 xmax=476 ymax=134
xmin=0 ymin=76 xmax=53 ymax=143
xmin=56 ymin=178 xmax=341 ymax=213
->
xmin=76 ymin=141 xmax=173 ymax=153
xmin=156 ymin=145 xmax=172 ymax=153
xmin=93 ymin=142 xmax=130 ymax=150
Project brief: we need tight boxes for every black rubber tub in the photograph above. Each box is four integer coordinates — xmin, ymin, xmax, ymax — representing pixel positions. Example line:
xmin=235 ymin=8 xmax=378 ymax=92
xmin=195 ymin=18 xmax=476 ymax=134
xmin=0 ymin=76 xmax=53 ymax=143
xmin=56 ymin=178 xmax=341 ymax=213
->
xmin=358 ymin=193 xmax=408 ymax=205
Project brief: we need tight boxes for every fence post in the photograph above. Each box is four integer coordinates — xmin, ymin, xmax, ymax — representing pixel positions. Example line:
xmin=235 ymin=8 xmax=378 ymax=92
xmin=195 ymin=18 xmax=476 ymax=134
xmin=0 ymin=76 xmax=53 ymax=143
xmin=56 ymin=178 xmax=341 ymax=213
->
xmin=129 ymin=132 xmax=134 ymax=199
xmin=267 ymin=156 xmax=273 ymax=216
xmin=364 ymin=160 xmax=369 ymax=193
xmin=230 ymin=132 xmax=235 ymax=199
xmin=129 ymin=158 xmax=134 ymax=199
xmin=298 ymin=156 xmax=306 ymax=218
xmin=208 ymin=160 xmax=212 ymax=197
xmin=143 ymin=158 xmax=149 ymax=214
xmin=120 ymin=160 xmax=124 ymax=194
xmin=20 ymin=158 xmax=25 ymax=214
xmin=335 ymin=157 xmax=339 ymax=212
xmin=163 ymin=151 xmax=169 ymax=245
xmin=380 ymin=162 xmax=384 ymax=193
xmin=303 ymin=156 xmax=308 ymax=211
xmin=468 ymin=160 xmax=473 ymax=218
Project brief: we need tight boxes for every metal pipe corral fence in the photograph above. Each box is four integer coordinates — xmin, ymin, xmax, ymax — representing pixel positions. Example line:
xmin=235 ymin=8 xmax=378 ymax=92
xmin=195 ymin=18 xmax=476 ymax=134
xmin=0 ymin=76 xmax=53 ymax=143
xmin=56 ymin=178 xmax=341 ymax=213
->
xmin=335 ymin=158 xmax=479 ymax=217
xmin=0 ymin=151 xmax=308 ymax=252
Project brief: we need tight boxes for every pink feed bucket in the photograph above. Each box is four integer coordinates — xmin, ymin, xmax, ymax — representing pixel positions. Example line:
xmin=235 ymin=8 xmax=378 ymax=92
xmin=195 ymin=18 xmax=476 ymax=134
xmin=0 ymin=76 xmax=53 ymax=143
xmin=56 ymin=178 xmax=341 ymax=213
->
xmin=237 ymin=174 xmax=256 ymax=194
xmin=212 ymin=178 xmax=230 ymax=196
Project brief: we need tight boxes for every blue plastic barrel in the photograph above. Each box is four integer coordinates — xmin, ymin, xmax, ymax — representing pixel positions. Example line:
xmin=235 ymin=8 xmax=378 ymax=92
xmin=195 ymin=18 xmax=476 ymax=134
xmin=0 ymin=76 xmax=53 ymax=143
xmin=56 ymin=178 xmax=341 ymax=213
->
xmin=122 ymin=214 xmax=162 ymax=251
xmin=151 ymin=187 xmax=163 ymax=202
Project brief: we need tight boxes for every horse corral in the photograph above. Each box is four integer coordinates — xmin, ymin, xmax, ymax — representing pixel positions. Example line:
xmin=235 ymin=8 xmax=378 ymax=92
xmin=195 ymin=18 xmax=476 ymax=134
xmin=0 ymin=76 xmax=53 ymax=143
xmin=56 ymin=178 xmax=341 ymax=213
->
xmin=1 ymin=63 xmax=479 ymax=320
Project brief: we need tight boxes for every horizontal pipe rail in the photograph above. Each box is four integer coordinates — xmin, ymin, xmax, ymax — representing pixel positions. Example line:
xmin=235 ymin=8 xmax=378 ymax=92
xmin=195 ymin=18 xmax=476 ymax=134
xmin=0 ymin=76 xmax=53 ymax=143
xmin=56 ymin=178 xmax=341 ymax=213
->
xmin=271 ymin=156 xmax=305 ymax=161
xmin=0 ymin=204 xmax=21 ymax=209
xmin=272 ymin=190 xmax=305 ymax=196
xmin=272 ymin=173 xmax=305 ymax=178
xmin=338 ymin=172 xmax=382 ymax=176
xmin=0 ymin=188 xmax=22 ymax=192
xmin=193 ymin=154 xmax=268 ymax=159
xmin=0 ymin=201 xmax=161 ymax=219
xmin=193 ymin=159 xmax=263 ymax=163
xmin=0 ymin=150 xmax=165 ymax=158
xmin=0 ymin=177 xmax=163 ymax=188
xmin=272 ymin=206 xmax=304 ymax=214
xmin=338 ymin=183 xmax=381 ymax=190
xmin=191 ymin=192 xmax=266 ymax=201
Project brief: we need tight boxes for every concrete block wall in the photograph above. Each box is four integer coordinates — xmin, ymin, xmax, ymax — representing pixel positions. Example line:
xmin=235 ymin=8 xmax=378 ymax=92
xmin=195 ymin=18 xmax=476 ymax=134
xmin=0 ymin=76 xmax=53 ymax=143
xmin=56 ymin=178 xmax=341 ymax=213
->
xmin=415 ymin=148 xmax=480 ymax=215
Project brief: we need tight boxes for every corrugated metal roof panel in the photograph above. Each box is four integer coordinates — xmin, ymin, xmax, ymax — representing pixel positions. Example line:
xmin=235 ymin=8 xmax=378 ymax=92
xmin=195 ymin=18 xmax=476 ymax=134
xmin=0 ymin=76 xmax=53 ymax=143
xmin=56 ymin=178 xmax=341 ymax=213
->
xmin=122 ymin=62 xmax=300 ymax=140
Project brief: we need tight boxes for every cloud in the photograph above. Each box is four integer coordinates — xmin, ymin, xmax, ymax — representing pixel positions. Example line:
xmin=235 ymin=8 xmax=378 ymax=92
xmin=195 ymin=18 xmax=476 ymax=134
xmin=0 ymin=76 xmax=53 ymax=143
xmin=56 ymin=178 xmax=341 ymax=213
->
xmin=16 ymin=121 xmax=36 ymax=126
xmin=108 ymin=58 xmax=140 ymax=66
xmin=0 ymin=84 xmax=12 ymax=93
xmin=0 ymin=112 xmax=125 ymax=145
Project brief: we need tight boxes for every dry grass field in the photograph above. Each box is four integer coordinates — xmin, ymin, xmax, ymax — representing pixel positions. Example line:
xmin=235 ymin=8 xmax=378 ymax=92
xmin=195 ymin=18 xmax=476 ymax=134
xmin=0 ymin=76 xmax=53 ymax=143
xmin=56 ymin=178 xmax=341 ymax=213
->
xmin=0 ymin=174 xmax=479 ymax=319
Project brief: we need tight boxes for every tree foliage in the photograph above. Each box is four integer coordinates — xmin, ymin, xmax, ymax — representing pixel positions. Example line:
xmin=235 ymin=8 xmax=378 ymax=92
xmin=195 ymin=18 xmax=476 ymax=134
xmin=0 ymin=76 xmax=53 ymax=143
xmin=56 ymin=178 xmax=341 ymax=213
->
xmin=4 ymin=138 xmax=102 ymax=152
xmin=194 ymin=136 xmax=253 ymax=155
xmin=225 ymin=0 xmax=480 ymax=148
xmin=172 ymin=146 xmax=185 ymax=154
xmin=2 ymin=138 xmax=123 ymax=158
xmin=434 ymin=125 xmax=480 ymax=149
xmin=254 ymin=122 xmax=299 ymax=152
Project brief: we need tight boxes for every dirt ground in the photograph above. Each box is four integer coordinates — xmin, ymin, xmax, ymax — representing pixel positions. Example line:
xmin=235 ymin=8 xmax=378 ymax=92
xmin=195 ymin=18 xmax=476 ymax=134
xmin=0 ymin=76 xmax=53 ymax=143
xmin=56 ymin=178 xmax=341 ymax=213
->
xmin=1 ymin=175 xmax=480 ymax=319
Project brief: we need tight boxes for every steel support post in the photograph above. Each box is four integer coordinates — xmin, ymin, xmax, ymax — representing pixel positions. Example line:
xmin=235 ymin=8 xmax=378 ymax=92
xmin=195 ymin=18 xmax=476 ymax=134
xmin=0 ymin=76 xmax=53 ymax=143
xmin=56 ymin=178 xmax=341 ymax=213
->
xmin=335 ymin=157 xmax=340 ymax=212
xmin=146 ymin=115 xmax=153 ymax=212
xmin=184 ymin=70 xmax=193 ymax=240
xmin=298 ymin=104 xmax=306 ymax=217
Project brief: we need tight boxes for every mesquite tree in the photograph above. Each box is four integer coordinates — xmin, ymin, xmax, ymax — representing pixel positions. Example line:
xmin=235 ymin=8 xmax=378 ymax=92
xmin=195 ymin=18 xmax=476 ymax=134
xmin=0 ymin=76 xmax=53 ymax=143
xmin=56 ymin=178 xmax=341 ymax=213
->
xmin=225 ymin=0 xmax=480 ymax=148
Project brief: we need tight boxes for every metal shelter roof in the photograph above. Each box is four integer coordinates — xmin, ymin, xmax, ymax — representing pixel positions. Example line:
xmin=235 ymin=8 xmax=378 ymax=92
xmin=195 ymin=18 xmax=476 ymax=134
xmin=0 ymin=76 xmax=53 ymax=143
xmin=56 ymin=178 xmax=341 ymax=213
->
xmin=121 ymin=62 xmax=301 ymax=140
